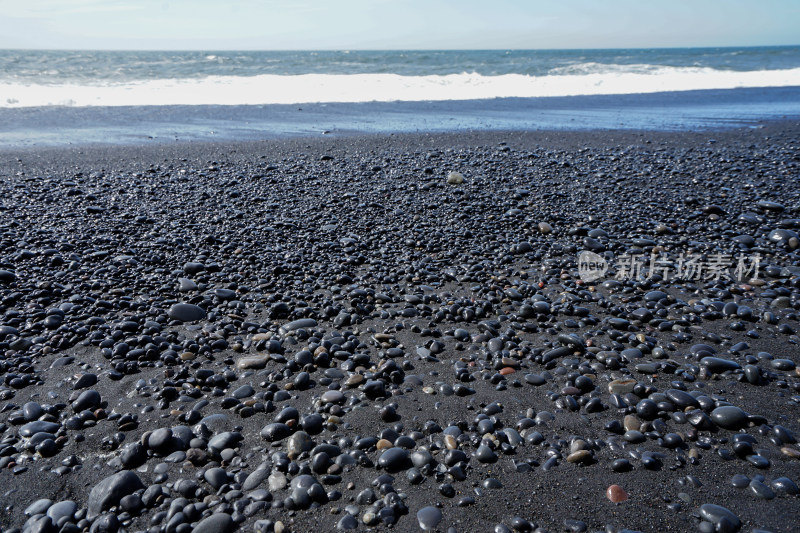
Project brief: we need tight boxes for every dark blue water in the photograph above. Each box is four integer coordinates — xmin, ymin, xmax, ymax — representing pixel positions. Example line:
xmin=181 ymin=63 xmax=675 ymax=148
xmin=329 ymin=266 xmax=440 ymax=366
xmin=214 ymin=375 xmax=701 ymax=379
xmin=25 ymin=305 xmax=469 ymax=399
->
xmin=2 ymin=47 xmax=800 ymax=83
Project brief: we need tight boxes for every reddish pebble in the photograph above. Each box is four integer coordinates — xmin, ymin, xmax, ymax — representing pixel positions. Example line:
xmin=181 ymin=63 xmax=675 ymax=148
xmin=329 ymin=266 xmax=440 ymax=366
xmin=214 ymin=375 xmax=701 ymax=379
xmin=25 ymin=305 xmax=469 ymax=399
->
xmin=499 ymin=367 xmax=515 ymax=375
xmin=606 ymin=484 xmax=628 ymax=502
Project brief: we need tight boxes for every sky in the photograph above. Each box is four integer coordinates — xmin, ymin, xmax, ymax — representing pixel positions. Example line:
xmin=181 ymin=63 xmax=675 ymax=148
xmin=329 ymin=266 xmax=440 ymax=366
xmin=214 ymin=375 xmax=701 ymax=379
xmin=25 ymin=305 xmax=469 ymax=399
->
xmin=1 ymin=0 xmax=798 ymax=51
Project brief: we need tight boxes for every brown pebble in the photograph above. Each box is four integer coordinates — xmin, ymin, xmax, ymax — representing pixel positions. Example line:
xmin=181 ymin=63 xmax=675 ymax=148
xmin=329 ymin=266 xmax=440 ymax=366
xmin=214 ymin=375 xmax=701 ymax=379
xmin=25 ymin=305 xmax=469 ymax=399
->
xmin=623 ymin=414 xmax=641 ymax=431
xmin=781 ymin=446 xmax=800 ymax=459
xmin=566 ymin=450 xmax=592 ymax=464
xmin=607 ymin=484 xmax=628 ymax=502
xmin=314 ymin=346 xmax=328 ymax=356
xmin=608 ymin=379 xmax=637 ymax=395
xmin=345 ymin=374 xmax=364 ymax=387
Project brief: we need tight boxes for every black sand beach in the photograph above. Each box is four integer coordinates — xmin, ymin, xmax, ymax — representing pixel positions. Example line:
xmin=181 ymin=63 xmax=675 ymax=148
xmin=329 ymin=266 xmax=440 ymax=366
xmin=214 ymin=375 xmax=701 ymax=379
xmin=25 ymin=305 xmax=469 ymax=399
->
xmin=1 ymin=122 xmax=800 ymax=533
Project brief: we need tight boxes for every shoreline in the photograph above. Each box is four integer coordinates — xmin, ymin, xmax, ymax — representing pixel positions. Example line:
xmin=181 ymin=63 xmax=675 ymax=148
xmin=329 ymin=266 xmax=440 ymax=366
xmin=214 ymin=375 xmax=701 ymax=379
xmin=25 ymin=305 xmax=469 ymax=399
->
xmin=1 ymin=86 xmax=800 ymax=149
xmin=1 ymin=120 xmax=799 ymax=533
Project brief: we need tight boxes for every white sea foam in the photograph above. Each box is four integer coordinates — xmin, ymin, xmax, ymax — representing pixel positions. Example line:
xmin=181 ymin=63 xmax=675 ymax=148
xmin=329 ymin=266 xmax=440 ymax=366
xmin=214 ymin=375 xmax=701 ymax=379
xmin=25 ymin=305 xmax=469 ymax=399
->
xmin=2 ymin=66 xmax=800 ymax=108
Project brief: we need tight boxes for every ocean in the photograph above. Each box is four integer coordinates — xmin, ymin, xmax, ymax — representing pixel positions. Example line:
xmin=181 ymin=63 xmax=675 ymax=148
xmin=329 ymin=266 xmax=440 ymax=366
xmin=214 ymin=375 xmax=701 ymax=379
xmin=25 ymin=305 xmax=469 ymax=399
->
xmin=3 ymin=47 xmax=800 ymax=107
xmin=1 ymin=47 xmax=800 ymax=146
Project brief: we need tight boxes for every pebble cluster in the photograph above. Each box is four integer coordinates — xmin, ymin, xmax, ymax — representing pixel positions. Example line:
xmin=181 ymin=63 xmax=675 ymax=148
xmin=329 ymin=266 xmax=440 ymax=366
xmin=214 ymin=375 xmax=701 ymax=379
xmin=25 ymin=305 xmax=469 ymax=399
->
xmin=1 ymin=127 xmax=799 ymax=533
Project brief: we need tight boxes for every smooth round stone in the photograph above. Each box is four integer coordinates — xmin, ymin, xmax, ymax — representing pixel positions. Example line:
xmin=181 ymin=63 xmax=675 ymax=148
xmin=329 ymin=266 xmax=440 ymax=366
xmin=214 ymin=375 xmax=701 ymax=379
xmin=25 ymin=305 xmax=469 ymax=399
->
xmin=699 ymin=504 xmax=740 ymax=530
xmin=771 ymin=359 xmax=796 ymax=371
xmin=24 ymin=499 xmax=53 ymax=516
xmin=636 ymin=399 xmax=659 ymax=420
xmin=768 ymin=228 xmax=799 ymax=244
xmin=268 ymin=471 xmax=288 ymax=491
xmin=606 ymin=484 xmax=628 ymax=502
xmin=732 ymin=235 xmax=755 ymax=247
xmin=207 ymin=431 xmax=242 ymax=453
xmin=73 ymin=373 xmax=98 ymax=389
xmin=168 ymin=303 xmax=206 ymax=322
xmin=236 ymin=356 xmax=270 ymax=370
xmin=644 ymin=291 xmax=668 ymax=302
xmin=46 ymin=500 xmax=77 ymax=522
xmin=758 ymin=200 xmax=785 ymax=212
xmin=19 ymin=420 xmax=60 ymax=437
xmin=192 ymin=512 xmax=235 ymax=533
xmin=278 ymin=318 xmax=318 ymax=335
xmin=771 ymin=476 xmax=799 ymax=495
xmin=781 ymin=446 xmax=800 ymax=459
xmin=289 ymin=474 xmax=319 ymax=491
xmin=450 ymin=328 xmax=469 ymax=342
xmin=749 ymin=479 xmax=775 ymax=499
xmin=260 ymin=423 xmax=292 ymax=442
xmin=410 ymin=450 xmax=436 ymax=468
xmin=746 ymin=454 xmax=770 ymax=468
xmin=482 ymin=478 xmax=503 ymax=489
xmin=611 ymin=458 xmax=632 ymax=472
xmin=177 ymin=278 xmax=197 ymax=291
xmin=0 ymin=325 xmax=20 ymax=339
xmin=730 ymin=474 xmax=750 ymax=488
xmin=608 ymin=379 xmax=637 ymax=395
xmin=345 ymin=374 xmax=364 ymax=387
xmin=204 ymin=467 xmax=229 ymax=490
xmin=0 ymin=269 xmax=16 ymax=283
xmin=321 ymin=390 xmax=344 ymax=404
xmin=23 ymin=402 xmax=44 ymax=421
xmin=232 ymin=385 xmax=255 ymax=399
xmin=242 ymin=467 xmax=271 ymax=492
xmin=447 ymin=172 xmax=464 ymax=184
xmin=710 ymin=406 xmax=749 ymax=429
xmin=524 ymin=374 xmax=546 ymax=386
xmin=363 ymin=380 xmax=386 ymax=399
xmin=87 ymin=471 xmax=145 ymax=519
xmin=417 ymin=506 xmax=443 ymax=530
xmin=566 ymin=450 xmax=592 ymax=464
xmin=337 ymin=514 xmax=358 ymax=530
xmin=700 ymin=357 xmax=740 ymax=374
xmin=623 ymin=430 xmax=646 ymax=443
xmin=665 ymin=389 xmax=699 ymax=409
xmin=378 ymin=447 xmax=411 ymax=472
xmin=119 ymin=494 xmax=143 ymax=513
xmin=183 ymin=262 xmax=205 ymax=274
xmin=287 ymin=431 xmax=313 ymax=458
xmin=120 ymin=442 xmax=147 ymax=468
xmin=148 ymin=428 xmax=173 ymax=451
xmin=300 ymin=414 xmax=324 ymax=435
xmin=475 ymin=445 xmax=497 ymax=463
xmin=744 ymin=365 xmax=762 ymax=384
xmin=214 ymin=288 xmax=236 ymax=300
xmin=662 ymin=433 xmax=683 ymax=448
xmin=635 ymin=363 xmax=658 ymax=374
xmin=457 ymin=496 xmax=475 ymax=507
xmin=72 ymin=389 xmax=101 ymax=412
xmin=690 ymin=344 xmax=716 ymax=356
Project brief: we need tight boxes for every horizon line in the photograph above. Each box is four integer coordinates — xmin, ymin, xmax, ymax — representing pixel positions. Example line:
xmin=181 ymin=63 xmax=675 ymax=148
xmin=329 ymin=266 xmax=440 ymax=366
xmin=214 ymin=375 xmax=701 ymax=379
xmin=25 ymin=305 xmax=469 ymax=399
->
xmin=2 ymin=44 xmax=800 ymax=53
